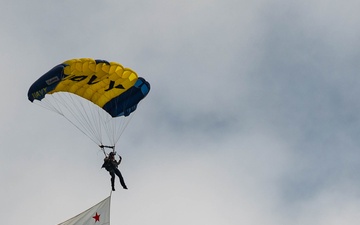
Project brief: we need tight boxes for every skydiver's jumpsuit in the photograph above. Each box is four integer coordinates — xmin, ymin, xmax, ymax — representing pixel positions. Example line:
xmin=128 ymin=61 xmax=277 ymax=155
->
xmin=102 ymin=156 xmax=127 ymax=190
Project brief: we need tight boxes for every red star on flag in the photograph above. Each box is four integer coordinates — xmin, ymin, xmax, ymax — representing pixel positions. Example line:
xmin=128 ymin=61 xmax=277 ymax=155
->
xmin=93 ymin=212 xmax=100 ymax=222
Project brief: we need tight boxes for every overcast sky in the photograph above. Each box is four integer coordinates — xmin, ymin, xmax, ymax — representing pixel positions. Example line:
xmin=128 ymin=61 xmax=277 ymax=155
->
xmin=2 ymin=0 xmax=360 ymax=224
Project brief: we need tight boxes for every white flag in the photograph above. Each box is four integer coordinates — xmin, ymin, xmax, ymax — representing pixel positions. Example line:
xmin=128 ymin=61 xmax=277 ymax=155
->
xmin=58 ymin=195 xmax=111 ymax=225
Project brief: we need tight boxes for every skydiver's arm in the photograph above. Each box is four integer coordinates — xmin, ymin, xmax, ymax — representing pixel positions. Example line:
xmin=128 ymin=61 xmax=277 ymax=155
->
xmin=117 ymin=155 xmax=122 ymax=165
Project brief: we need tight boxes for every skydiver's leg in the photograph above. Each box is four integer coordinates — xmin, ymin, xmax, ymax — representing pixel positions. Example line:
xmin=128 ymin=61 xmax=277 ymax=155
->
xmin=115 ymin=169 xmax=127 ymax=189
xmin=109 ymin=171 xmax=115 ymax=191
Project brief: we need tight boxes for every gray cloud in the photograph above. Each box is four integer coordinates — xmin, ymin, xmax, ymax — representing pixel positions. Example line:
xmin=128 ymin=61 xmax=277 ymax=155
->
xmin=2 ymin=0 xmax=360 ymax=224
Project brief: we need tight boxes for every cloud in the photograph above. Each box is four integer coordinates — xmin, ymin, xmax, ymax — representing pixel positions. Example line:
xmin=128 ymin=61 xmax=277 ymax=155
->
xmin=2 ymin=0 xmax=360 ymax=224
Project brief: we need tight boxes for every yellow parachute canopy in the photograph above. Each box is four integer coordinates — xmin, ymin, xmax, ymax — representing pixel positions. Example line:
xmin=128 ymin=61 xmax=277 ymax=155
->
xmin=28 ymin=58 xmax=151 ymax=148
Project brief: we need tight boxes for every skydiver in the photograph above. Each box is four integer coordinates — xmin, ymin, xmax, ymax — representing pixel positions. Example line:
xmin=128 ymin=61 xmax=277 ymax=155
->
xmin=102 ymin=152 xmax=128 ymax=191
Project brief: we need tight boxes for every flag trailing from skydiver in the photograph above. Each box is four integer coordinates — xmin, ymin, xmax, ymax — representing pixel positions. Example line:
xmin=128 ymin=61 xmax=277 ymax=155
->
xmin=58 ymin=195 xmax=111 ymax=225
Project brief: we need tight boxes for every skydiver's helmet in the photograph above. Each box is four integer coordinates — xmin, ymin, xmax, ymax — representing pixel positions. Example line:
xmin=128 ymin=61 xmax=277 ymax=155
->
xmin=109 ymin=152 xmax=116 ymax=157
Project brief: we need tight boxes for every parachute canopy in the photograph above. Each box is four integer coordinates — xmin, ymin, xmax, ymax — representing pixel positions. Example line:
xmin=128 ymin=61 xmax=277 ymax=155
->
xmin=28 ymin=58 xmax=150 ymax=117
xmin=28 ymin=58 xmax=150 ymax=147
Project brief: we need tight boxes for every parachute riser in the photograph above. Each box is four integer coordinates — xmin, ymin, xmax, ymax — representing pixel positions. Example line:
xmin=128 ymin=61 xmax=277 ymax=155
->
xmin=99 ymin=145 xmax=116 ymax=156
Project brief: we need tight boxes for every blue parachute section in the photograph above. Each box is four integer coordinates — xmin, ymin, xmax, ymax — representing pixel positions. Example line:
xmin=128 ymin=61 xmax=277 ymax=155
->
xmin=27 ymin=65 xmax=64 ymax=102
xmin=103 ymin=77 xmax=151 ymax=117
